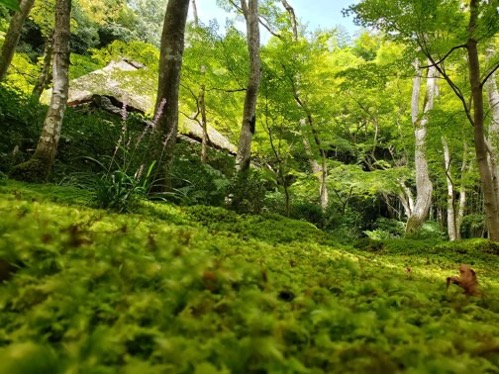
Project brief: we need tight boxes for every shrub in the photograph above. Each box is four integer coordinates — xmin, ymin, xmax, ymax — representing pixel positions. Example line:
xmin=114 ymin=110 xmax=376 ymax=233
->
xmin=353 ymin=237 xmax=384 ymax=252
xmin=0 ymin=171 xmax=6 ymax=185
xmin=323 ymin=205 xmax=365 ymax=242
xmin=167 ymin=146 xmax=231 ymax=206
xmin=0 ymin=86 xmax=45 ymax=172
xmin=374 ymin=217 xmax=405 ymax=236
xmin=289 ymin=201 xmax=324 ymax=227
xmin=376 ymin=238 xmax=498 ymax=265
xmin=460 ymin=214 xmax=486 ymax=239
xmin=434 ymin=239 xmax=499 ymax=262
xmin=185 ymin=205 xmax=324 ymax=245
xmin=405 ymin=221 xmax=446 ymax=240
xmin=227 ymin=169 xmax=268 ymax=214
xmin=363 ymin=228 xmax=393 ymax=241
xmin=186 ymin=205 xmax=240 ymax=228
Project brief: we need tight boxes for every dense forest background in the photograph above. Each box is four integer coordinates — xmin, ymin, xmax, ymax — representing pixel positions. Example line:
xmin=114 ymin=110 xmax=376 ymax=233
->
xmin=0 ymin=0 xmax=498 ymax=243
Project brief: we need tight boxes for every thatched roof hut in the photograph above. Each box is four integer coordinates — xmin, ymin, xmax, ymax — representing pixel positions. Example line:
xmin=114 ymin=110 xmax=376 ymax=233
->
xmin=63 ymin=59 xmax=237 ymax=155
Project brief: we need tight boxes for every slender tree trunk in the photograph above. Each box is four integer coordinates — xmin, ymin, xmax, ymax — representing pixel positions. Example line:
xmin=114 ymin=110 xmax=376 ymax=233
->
xmin=484 ymin=50 xmax=499 ymax=205
xmin=299 ymin=106 xmax=329 ymax=214
xmin=0 ymin=0 xmax=35 ymax=81
xmin=282 ymin=0 xmax=328 ymax=212
xmin=190 ymin=6 xmax=209 ymax=163
xmin=456 ymin=143 xmax=469 ymax=240
xmin=199 ymin=65 xmax=209 ymax=163
xmin=235 ymin=0 xmax=261 ymax=173
xmin=319 ymin=151 xmax=328 ymax=211
xmin=152 ymin=0 xmax=190 ymax=187
xmin=442 ymin=137 xmax=457 ymax=240
xmin=300 ymin=118 xmax=328 ymax=211
xmin=32 ymin=32 xmax=54 ymax=102
xmin=191 ymin=0 xmax=199 ymax=26
xmin=467 ymin=0 xmax=499 ymax=241
xmin=280 ymin=0 xmax=298 ymax=41
xmin=406 ymin=60 xmax=436 ymax=235
xmin=263 ymin=99 xmax=290 ymax=216
xmin=10 ymin=0 xmax=71 ymax=182
xmin=398 ymin=183 xmax=414 ymax=219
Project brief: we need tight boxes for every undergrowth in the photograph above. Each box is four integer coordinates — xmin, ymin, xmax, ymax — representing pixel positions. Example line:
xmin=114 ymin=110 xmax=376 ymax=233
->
xmin=0 ymin=181 xmax=498 ymax=373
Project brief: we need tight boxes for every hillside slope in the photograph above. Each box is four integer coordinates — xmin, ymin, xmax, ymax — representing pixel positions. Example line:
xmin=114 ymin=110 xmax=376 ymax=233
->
xmin=0 ymin=181 xmax=498 ymax=373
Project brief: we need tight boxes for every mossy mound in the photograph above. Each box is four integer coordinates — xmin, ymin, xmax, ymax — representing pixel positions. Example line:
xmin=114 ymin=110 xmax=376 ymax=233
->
xmin=9 ymin=156 xmax=51 ymax=183
xmin=0 ymin=181 xmax=498 ymax=373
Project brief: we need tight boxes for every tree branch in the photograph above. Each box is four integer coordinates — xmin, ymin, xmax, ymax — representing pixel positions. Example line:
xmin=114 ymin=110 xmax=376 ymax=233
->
xmin=480 ymin=63 xmax=499 ymax=88
xmin=179 ymin=83 xmax=201 ymax=119
xmin=258 ymin=16 xmax=281 ymax=38
xmin=418 ymin=44 xmax=467 ymax=68
xmin=281 ymin=0 xmax=298 ymax=41
xmin=417 ymin=39 xmax=474 ymax=127
xmin=206 ymin=86 xmax=247 ymax=93
xmin=180 ymin=110 xmax=199 ymax=123
xmin=228 ymin=0 xmax=243 ymax=13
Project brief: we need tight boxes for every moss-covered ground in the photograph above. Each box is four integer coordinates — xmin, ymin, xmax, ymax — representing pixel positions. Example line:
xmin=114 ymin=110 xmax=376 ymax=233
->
xmin=0 ymin=181 xmax=498 ymax=373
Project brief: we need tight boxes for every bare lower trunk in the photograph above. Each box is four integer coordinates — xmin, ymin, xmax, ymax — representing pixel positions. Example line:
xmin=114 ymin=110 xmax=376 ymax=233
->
xmin=300 ymin=119 xmax=328 ymax=212
xmin=0 ymin=0 xmax=36 ymax=81
xmin=398 ymin=180 xmax=415 ymax=219
xmin=192 ymin=4 xmax=207 ymax=163
xmin=467 ymin=0 xmax=499 ymax=241
xmin=456 ymin=188 xmax=466 ymax=240
xmin=319 ymin=153 xmax=328 ymax=211
xmin=10 ymin=0 xmax=71 ymax=182
xmin=32 ymin=33 xmax=54 ymax=102
xmin=235 ymin=0 xmax=261 ymax=173
xmin=485 ymin=55 xmax=499 ymax=205
xmin=456 ymin=144 xmax=469 ymax=240
xmin=152 ymin=0 xmax=190 ymax=187
xmin=199 ymin=66 xmax=208 ymax=163
xmin=442 ymin=137 xmax=457 ymax=240
xmin=406 ymin=60 xmax=436 ymax=235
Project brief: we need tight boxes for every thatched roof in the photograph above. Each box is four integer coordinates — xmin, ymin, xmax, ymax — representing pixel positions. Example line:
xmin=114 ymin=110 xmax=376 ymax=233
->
xmin=62 ymin=59 xmax=237 ymax=154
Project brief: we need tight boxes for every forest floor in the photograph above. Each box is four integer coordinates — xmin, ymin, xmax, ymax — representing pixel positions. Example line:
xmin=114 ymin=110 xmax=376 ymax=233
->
xmin=0 ymin=180 xmax=498 ymax=373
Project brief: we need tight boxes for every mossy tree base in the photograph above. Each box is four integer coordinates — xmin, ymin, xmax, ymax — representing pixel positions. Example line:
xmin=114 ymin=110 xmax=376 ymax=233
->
xmin=9 ymin=155 xmax=52 ymax=183
xmin=405 ymin=216 xmax=425 ymax=237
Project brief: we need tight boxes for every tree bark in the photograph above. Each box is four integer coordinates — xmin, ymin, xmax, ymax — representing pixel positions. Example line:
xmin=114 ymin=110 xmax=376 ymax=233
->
xmin=0 ymin=0 xmax=35 ymax=81
xmin=152 ymin=0 xmax=190 ymax=186
xmin=441 ymin=139 xmax=469 ymax=241
xmin=299 ymin=117 xmax=328 ymax=212
xmin=406 ymin=60 xmax=436 ymax=235
xmin=191 ymin=0 xmax=199 ymax=26
xmin=442 ymin=137 xmax=457 ymax=240
xmin=199 ymin=65 xmax=209 ymax=163
xmin=32 ymin=32 xmax=54 ymax=102
xmin=456 ymin=143 xmax=469 ymax=240
xmin=466 ymin=0 xmax=499 ymax=241
xmin=190 ymin=4 xmax=209 ymax=163
xmin=280 ymin=0 xmax=298 ymax=41
xmin=484 ymin=49 xmax=499 ymax=208
xmin=398 ymin=180 xmax=414 ymax=219
xmin=235 ymin=0 xmax=261 ymax=173
xmin=10 ymin=0 xmax=71 ymax=182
